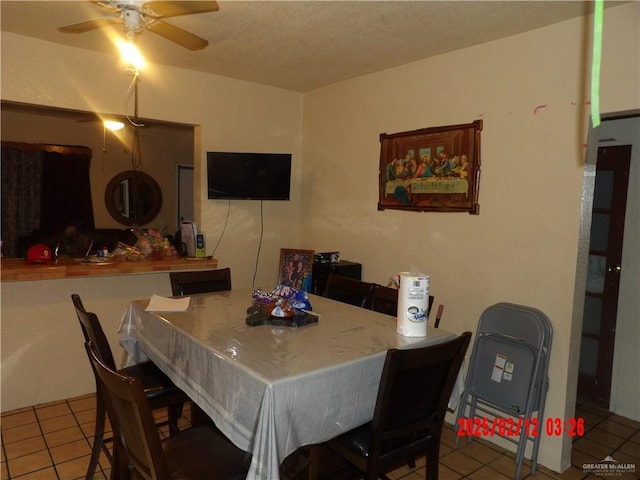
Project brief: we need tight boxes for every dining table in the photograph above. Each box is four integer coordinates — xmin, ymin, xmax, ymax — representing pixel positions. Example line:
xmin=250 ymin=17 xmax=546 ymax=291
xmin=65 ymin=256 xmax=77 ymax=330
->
xmin=118 ymin=288 xmax=459 ymax=480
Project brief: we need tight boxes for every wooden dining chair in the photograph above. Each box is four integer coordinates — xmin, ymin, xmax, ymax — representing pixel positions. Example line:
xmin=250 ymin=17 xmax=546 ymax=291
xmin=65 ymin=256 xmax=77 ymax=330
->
xmin=71 ymin=294 xmax=189 ymax=480
xmin=433 ymin=304 xmax=444 ymax=328
xmin=322 ymin=331 xmax=472 ymax=480
xmin=169 ymin=267 xmax=232 ymax=296
xmin=367 ymin=284 xmax=437 ymax=320
xmin=367 ymin=284 xmax=399 ymax=316
xmin=84 ymin=341 xmax=250 ymax=480
xmin=324 ymin=273 xmax=374 ymax=308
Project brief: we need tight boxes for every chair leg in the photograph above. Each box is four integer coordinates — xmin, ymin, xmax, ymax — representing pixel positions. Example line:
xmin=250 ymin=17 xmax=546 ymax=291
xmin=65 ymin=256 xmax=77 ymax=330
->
xmin=307 ymin=445 xmax=320 ymax=480
xmin=87 ymin=394 xmax=112 ymax=480
xmin=425 ymin=440 xmax=440 ymax=480
xmin=190 ymin=402 xmax=218 ymax=427
xmin=110 ymin=436 xmax=131 ymax=480
xmin=167 ymin=402 xmax=184 ymax=435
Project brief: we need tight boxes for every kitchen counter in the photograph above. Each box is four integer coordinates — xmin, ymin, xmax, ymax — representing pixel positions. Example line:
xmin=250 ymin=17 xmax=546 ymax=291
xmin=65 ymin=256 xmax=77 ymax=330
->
xmin=0 ymin=256 xmax=218 ymax=282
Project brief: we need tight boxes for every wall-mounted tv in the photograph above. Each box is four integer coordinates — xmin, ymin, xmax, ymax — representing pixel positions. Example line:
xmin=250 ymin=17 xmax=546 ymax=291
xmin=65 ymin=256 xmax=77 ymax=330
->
xmin=207 ymin=151 xmax=292 ymax=201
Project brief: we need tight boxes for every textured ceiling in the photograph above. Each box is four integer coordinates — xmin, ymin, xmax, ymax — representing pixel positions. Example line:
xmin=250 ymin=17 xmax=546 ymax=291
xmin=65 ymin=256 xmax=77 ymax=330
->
xmin=1 ymin=1 xmax=600 ymax=92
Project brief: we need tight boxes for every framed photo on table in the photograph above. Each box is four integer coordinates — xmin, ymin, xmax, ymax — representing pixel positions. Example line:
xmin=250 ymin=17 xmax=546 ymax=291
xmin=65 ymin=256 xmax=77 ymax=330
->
xmin=279 ymin=248 xmax=314 ymax=292
xmin=378 ymin=120 xmax=482 ymax=214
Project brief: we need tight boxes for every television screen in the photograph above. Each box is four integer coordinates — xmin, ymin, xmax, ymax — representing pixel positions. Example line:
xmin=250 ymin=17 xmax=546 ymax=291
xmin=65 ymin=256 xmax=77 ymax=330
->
xmin=207 ymin=151 xmax=292 ymax=200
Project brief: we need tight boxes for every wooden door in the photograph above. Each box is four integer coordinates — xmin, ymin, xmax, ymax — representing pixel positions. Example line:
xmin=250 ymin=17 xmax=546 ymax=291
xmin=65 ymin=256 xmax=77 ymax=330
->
xmin=578 ymin=145 xmax=631 ymax=406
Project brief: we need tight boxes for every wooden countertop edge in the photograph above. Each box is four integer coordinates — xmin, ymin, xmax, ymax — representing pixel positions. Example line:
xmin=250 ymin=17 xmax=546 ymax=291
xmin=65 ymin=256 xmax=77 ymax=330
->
xmin=0 ymin=257 xmax=218 ymax=282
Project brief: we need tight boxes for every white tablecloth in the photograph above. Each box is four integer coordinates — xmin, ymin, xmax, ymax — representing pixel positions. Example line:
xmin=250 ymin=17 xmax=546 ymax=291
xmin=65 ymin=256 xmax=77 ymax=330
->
xmin=118 ymin=289 xmax=458 ymax=480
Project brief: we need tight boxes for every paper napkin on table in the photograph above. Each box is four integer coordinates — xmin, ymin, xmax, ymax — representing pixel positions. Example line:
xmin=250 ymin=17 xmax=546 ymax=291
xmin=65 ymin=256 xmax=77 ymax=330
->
xmin=145 ymin=294 xmax=190 ymax=312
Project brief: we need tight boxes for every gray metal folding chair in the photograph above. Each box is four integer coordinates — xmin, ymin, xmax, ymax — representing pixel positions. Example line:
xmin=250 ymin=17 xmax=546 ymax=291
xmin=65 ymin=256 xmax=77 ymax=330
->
xmin=455 ymin=302 xmax=553 ymax=480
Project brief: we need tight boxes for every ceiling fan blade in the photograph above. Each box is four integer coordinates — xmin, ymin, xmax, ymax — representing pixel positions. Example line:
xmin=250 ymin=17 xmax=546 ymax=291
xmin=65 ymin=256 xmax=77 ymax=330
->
xmin=90 ymin=1 xmax=120 ymax=13
xmin=145 ymin=20 xmax=209 ymax=50
xmin=58 ymin=17 xmax=121 ymax=33
xmin=143 ymin=1 xmax=219 ymax=18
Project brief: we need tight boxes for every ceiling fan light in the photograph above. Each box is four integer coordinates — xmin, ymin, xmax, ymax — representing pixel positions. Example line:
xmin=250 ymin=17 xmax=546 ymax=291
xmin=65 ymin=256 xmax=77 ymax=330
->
xmin=117 ymin=38 xmax=146 ymax=71
xmin=104 ymin=120 xmax=125 ymax=131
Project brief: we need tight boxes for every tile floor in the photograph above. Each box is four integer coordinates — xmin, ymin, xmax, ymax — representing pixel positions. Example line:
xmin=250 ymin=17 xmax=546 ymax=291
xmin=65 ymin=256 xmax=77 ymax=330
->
xmin=1 ymin=396 xmax=638 ymax=480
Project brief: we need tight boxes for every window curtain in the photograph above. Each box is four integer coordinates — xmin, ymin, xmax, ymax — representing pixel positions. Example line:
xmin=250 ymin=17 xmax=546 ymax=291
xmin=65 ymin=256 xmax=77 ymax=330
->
xmin=1 ymin=147 xmax=43 ymax=258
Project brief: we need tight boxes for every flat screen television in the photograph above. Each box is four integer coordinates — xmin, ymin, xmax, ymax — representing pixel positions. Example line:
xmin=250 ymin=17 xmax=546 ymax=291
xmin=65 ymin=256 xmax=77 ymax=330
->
xmin=207 ymin=151 xmax=292 ymax=200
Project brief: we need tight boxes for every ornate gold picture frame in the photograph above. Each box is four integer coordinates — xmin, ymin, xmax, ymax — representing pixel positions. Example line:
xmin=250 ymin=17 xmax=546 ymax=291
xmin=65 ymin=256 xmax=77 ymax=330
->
xmin=378 ymin=120 xmax=482 ymax=214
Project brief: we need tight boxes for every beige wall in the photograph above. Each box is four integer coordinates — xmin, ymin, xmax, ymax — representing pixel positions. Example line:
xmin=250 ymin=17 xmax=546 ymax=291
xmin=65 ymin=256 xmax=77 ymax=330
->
xmin=1 ymin=2 xmax=639 ymax=475
xmin=300 ymin=3 xmax=639 ymax=473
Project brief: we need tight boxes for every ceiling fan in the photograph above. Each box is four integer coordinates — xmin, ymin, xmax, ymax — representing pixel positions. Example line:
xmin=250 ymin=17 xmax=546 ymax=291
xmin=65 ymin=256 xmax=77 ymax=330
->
xmin=58 ymin=0 xmax=219 ymax=50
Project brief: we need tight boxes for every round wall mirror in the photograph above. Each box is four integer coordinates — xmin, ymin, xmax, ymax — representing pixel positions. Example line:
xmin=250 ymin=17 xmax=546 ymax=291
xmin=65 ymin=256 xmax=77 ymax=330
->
xmin=105 ymin=170 xmax=162 ymax=226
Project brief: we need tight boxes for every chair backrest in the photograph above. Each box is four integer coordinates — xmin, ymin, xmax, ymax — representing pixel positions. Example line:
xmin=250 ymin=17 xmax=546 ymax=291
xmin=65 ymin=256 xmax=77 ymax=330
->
xmin=432 ymin=304 xmax=444 ymax=328
xmin=370 ymin=332 xmax=472 ymax=465
xmin=368 ymin=285 xmax=436 ymax=320
xmin=71 ymin=293 xmax=117 ymax=370
xmin=85 ymin=341 xmax=169 ymax=480
xmin=324 ymin=273 xmax=375 ymax=308
xmin=368 ymin=285 xmax=399 ymax=315
xmin=477 ymin=302 xmax=551 ymax=350
xmin=169 ymin=268 xmax=232 ymax=296
xmin=466 ymin=303 xmax=552 ymax=414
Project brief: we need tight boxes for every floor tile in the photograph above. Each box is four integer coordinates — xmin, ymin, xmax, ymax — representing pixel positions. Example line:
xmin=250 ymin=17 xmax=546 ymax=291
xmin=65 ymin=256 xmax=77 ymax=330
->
xmin=48 ymin=438 xmax=91 ymax=464
xmin=2 ymin=435 xmax=47 ymax=461
xmin=1 ymin=423 xmax=42 ymax=445
xmin=67 ymin=395 xmax=96 ymax=414
xmin=616 ymin=440 xmax=640 ymax=461
xmin=594 ymin=418 xmax=637 ymax=439
xmin=455 ymin=439 xmax=504 ymax=464
xmin=437 ymin=463 xmax=464 ymax=480
xmin=571 ymin=448 xmax=596 ymax=468
xmin=1 ymin=395 xmax=639 ymax=480
xmin=55 ymin=455 xmax=94 ymax=480
xmin=440 ymin=450 xmax=484 ymax=476
xmin=487 ymin=453 xmax=531 ymax=478
xmin=582 ymin=428 xmax=626 ymax=450
xmin=467 ymin=465 xmax=513 ymax=480
xmin=35 ymin=402 xmax=72 ymax=421
xmin=572 ymin=437 xmax=613 ymax=460
xmin=608 ymin=415 xmax=640 ymax=430
xmin=12 ymin=466 xmax=59 ymax=480
xmin=0 ymin=411 xmax=38 ymax=431
xmin=3 ymin=449 xmax=52 ymax=478
xmin=553 ymin=466 xmax=589 ymax=480
xmin=38 ymin=415 xmax=78 ymax=435
xmin=72 ymin=408 xmax=96 ymax=426
xmin=43 ymin=426 xmax=85 ymax=449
